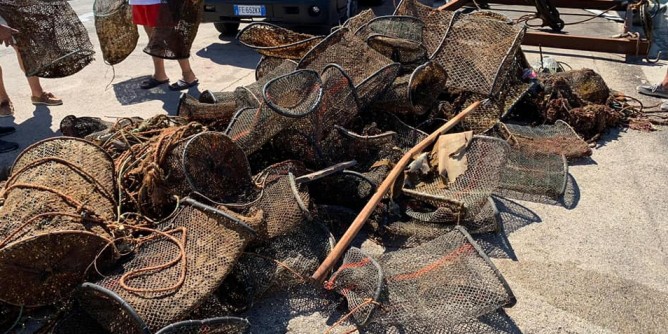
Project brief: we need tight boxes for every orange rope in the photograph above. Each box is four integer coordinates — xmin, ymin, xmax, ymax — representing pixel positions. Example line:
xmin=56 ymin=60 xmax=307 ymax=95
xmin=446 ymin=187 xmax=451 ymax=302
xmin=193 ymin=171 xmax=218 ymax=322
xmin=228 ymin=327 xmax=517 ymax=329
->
xmin=117 ymin=226 xmax=188 ymax=294
xmin=0 ymin=211 xmax=101 ymax=248
xmin=3 ymin=183 xmax=89 ymax=212
xmin=388 ymin=243 xmax=473 ymax=282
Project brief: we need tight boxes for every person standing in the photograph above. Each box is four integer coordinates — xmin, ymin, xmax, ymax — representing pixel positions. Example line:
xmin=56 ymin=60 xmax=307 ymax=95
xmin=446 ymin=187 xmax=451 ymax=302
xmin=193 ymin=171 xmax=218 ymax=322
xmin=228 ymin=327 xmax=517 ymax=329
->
xmin=130 ymin=0 xmax=199 ymax=90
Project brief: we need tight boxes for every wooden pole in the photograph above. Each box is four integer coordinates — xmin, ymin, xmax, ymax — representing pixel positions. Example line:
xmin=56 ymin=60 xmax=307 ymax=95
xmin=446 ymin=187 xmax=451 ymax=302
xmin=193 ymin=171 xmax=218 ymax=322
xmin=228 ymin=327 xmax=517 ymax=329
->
xmin=311 ymin=100 xmax=482 ymax=282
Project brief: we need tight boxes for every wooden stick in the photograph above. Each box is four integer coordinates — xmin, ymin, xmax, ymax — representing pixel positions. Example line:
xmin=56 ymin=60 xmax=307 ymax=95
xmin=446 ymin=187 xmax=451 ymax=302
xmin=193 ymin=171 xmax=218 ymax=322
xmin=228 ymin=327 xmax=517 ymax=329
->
xmin=311 ymin=101 xmax=482 ymax=282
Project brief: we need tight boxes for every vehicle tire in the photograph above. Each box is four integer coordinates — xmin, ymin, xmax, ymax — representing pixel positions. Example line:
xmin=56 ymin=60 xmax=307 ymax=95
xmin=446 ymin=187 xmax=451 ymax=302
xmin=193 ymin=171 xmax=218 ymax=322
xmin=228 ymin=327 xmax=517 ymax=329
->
xmin=214 ymin=22 xmax=241 ymax=36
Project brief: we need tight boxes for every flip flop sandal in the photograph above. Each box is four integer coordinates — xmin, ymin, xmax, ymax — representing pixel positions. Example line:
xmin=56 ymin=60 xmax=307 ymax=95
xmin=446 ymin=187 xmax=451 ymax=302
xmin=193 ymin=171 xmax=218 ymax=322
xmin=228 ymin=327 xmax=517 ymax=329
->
xmin=169 ymin=79 xmax=199 ymax=91
xmin=140 ymin=77 xmax=169 ymax=90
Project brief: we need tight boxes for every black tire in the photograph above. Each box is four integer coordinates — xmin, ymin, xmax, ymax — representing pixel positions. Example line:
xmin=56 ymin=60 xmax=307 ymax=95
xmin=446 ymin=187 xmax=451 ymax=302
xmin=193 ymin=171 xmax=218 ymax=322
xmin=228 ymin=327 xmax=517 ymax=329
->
xmin=214 ymin=22 xmax=241 ymax=36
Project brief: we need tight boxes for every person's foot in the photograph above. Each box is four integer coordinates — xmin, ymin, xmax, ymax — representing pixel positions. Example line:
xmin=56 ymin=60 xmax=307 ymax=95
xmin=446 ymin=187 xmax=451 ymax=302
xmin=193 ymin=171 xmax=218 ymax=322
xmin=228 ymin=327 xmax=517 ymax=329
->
xmin=0 ymin=100 xmax=13 ymax=117
xmin=31 ymin=92 xmax=63 ymax=106
xmin=169 ymin=79 xmax=199 ymax=91
xmin=0 ymin=139 xmax=18 ymax=153
xmin=140 ymin=77 xmax=169 ymax=90
xmin=637 ymin=83 xmax=668 ymax=99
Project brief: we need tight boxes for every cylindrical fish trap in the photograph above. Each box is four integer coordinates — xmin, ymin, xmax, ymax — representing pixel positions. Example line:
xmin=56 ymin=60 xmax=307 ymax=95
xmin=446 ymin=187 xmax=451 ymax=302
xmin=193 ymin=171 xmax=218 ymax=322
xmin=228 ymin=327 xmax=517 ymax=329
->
xmin=238 ymin=22 xmax=324 ymax=60
xmin=94 ymin=0 xmax=139 ymax=65
xmin=77 ymin=201 xmax=261 ymax=332
xmin=0 ymin=137 xmax=117 ymax=306
xmin=144 ymin=0 xmax=203 ymax=59
xmin=0 ymin=0 xmax=95 ymax=78
xmin=176 ymin=93 xmax=237 ymax=125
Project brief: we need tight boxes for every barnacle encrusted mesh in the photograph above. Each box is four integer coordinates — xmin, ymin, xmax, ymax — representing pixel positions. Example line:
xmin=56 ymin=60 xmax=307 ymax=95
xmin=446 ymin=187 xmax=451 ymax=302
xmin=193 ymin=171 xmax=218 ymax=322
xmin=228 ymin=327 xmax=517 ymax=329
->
xmin=496 ymin=146 xmax=568 ymax=202
xmin=402 ymin=136 xmax=509 ymax=222
xmin=393 ymin=0 xmax=457 ymax=57
xmin=78 ymin=202 xmax=260 ymax=332
xmin=363 ymin=16 xmax=424 ymax=42
xmin=0 ymin=0 xmax=94 ymax=77
xmin=94 ymin=0 xmax=139 ymax=65
xmin=0 ymin=137 xmax=116 ymax=306
xmin=326 ymin=227 xmax=515 ymax=332
xmin=431 ymin=14 xmax=525 ymax=96
xmin=237 ymin=59 xmax=298 ymax=109
xmin=238 ymin=22 xmax=324 ymax=60
xmin=177 ymin=92 xmax=237 ymax=124
xmin=499 ymin=120 xmax=592 ymax=159
xmin=155 ymin=317 xmax=251 ymax=334
xmin=226 ymin=70 xmax=323 ymax=156
xmin=144 ymin=0 xmax=202 ymax=59
xmin=298 ymin=27 xmax=397 ymax=88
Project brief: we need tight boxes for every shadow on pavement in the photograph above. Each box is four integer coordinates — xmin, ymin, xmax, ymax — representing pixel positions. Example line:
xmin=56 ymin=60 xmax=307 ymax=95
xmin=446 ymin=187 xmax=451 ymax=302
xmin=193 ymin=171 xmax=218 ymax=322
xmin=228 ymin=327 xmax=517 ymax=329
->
xmin=112 ymin=75 xmax=200 ymax=115
xmin=196 ymin=43 xmax=260 ymax=70
xmin=0 ymin=105 xmax=57 ymax=168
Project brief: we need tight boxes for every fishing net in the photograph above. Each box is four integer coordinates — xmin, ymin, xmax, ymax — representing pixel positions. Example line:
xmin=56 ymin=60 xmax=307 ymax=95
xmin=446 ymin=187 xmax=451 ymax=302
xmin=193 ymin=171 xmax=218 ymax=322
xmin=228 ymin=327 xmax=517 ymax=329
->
xmin=342 ymin=8 xmax=376 ymax=32
xmin=155 ymin=317 xmax=251 ymax=334
xmin=394 ymin=0 xmax=458 ymax=57
xmin=255 ymin=56 xmax=296 ymax=81
xmin=430 ymin=14 xmax=525 ymax=96
xmin=238 ymin=22 xmax=324 ymax=60
xmin=0 ymin=137 xmax=117 ymax=306
xmin=226 ymin=70 xmax=323 ymax=156
xmin=237 ymin=59 xmax=299 ymax=109
xmin=402 ymin=136 xmax=509 ymax=223
xmin=117 ymin=129 xmax=255 ymax=218
xmin=0 ymin=0 xmax=94 ymax=78
xmin=325 ymin=227 xmax=515 ymax=333
xmin=297 ymin=27 xmax=399 ymax=106
xmin=491 ymin=122 xmax=568 ymax=202
xmin=77 ymin=201 xmax=260 ymax=332
xmin=499 ymin=120 xmax=592 ymax=159
xmin=144 ymin=0 xmax=203 ymax=59
xmin=177 ymin=92 xmax=237 ymax=125
xmin=94 ymin=0 xmax=139 ymax=65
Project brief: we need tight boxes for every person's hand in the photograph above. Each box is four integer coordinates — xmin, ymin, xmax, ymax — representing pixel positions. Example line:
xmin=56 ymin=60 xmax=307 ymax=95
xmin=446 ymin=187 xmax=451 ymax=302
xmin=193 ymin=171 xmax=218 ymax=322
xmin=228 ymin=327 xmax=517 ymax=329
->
xmin=0 ymin=24 xmax=18 ymax=47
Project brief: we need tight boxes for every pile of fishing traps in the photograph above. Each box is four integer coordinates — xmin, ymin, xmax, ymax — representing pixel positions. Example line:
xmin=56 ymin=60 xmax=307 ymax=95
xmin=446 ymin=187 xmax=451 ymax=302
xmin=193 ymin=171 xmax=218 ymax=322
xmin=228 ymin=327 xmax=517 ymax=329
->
xmin=1 ymin=1 xmax=618 ymax=332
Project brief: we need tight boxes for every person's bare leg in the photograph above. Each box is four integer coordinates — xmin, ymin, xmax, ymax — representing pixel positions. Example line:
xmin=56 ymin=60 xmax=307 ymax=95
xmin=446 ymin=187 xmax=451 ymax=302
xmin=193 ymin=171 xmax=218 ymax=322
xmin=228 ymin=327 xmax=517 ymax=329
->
xmin=143 ymin=26 xmax=168 ymax=81
xmin=661 ymin=69 xmax=668 ymax=89
xmin=13 ymin=47 xmax=44 ymax=97
xmin=177 ymin=58 xmax=197 ymax=83
xmin=0 ymin=66 xmax=9 ymax=102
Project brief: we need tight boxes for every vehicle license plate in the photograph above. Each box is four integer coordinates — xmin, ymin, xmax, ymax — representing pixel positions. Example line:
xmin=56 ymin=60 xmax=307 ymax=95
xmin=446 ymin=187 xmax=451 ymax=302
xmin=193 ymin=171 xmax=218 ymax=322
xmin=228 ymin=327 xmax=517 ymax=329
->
xmin=234 ymin=5 xmax=266 ymax=16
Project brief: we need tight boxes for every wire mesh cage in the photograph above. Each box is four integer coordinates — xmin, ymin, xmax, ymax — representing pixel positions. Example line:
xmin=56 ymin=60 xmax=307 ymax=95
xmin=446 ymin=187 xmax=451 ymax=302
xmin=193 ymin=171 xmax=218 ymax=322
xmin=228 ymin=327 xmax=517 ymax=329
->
xmin=0 ymin=0 xmax=94 ymax=78
xmin=297 ymin=27 xmax=397 ymax=88
xmin=144 ymin=0 xmax=203 ymax=59
xmin=238 ymin=22 xmax=324 ymax=60
xmin=78 ymin=201 xmax=260 ymax=332
xmin=155 ymin=317 xmax=251 ymax=334
xmin=94 ymin=0 xmax=139 ymax=65
xmin=342 ymin=8 xmax=376 ymax=32
xmin=237 ymin=59 xmax=298 ymax=109
xmin=375 ymin=61 xmax=447 ymax=116
xmin=393 ymin=0 xmax=458 ymax=57
xmin=0 ymin=137 xmax=117 ymax=306
xmin=326 ymin=227 xmax=515 ymax=332
xmin=430 ymin=13 xmax=525 ymax=97
xmin=401 ymin=136 xmax=510 ymax=222
xmin=177 ymin=92 xmax=237 ymax=125
xmin=496 ymin=145 xmax=568 ymax=202
xmin=499 ymin=120 xmax=592 ymax=159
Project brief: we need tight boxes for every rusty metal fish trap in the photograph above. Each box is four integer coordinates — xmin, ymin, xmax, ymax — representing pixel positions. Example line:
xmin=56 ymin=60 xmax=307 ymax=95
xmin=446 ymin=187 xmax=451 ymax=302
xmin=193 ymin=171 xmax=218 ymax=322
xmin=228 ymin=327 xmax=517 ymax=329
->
xmin=255 ymin=56 xmax=297 ymax=81
xmin=342 ymin=8 xmax=376 ymax=32
xmin=497 ymin=147 xmax=568 ymax=202
xmin=144 ymin=0 xmax=202 ymax=59
xmin=431 ymin=14 xmax=525 ymax=97
xmin=297 ymin=27 xmax=400 ymax=107
xmin=402 ymin=136 xmax=509 ymax=223
xmin=77 ymin=201 xmax=260 ymax=332
xmin=394 ymin=0 xmax=458 ymax=57
xmin=326 ymin=227 xmax=515 ymax=332
xmin=0 ymin=137 xmax=117 ymax=306
xmin=238 ymin=22 xmax=324 ymax=60
xmin=374 ymin=61 xmax=448 ymax=116
xmin=226 ymin=70 xmax=323 ymax=156
xmin=94 ymin=0 xmax=139 ymax=65
xmin=236 ymin=59 xmax=298 ymax=109
xmin=499 ymin=120 xmax=592 ymax=159
xmin=0 ymin=0 xmax=94 ymax=78
xmin=177 ymin=92 xmax=237 ymax=125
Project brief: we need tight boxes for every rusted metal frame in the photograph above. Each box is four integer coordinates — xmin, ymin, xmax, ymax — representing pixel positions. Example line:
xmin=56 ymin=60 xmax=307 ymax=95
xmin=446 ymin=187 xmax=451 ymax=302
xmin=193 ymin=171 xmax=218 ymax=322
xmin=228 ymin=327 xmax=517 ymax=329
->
xmin=523 ymin=31 xmax=650 ymax=55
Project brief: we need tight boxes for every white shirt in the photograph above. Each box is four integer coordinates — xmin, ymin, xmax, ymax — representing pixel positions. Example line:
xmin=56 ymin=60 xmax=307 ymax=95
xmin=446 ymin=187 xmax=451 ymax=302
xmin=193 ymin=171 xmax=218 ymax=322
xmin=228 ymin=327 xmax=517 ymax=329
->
xmin=128 ymin=0 xmax=162 ymax=5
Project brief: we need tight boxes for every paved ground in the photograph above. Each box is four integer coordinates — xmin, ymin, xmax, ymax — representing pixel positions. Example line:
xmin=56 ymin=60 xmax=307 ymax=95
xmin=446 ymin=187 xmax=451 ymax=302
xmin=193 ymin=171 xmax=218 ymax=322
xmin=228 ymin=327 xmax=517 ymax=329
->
xmin=1 ymin=1 xmax=667 ymax=333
